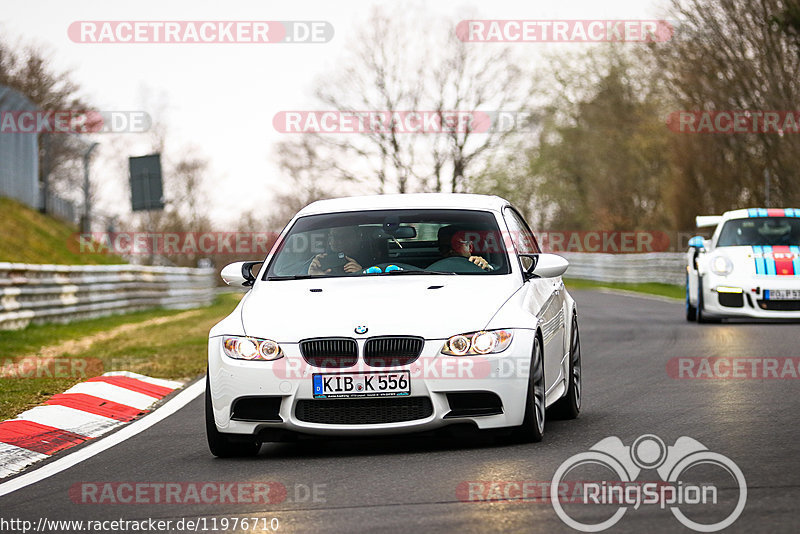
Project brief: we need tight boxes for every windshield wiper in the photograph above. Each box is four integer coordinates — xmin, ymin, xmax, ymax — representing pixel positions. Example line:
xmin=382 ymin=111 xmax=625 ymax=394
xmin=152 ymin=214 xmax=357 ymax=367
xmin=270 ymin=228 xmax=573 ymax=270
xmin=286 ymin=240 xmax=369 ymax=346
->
xmin=380 ymin=270 xmax=457 ymax=275
xmin=267 ymin=270 xmax=458 ymax=280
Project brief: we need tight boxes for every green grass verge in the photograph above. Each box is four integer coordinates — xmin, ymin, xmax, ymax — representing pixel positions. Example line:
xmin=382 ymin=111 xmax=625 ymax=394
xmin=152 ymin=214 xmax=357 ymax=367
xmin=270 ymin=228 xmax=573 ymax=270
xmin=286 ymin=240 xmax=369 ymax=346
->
xmin=564 ymin=278 xmax=684 ymax=300
xmin=0 ymin=196 xmax=124 ymax=264
xmin=0 ymin=293 xmax=242 ymax=420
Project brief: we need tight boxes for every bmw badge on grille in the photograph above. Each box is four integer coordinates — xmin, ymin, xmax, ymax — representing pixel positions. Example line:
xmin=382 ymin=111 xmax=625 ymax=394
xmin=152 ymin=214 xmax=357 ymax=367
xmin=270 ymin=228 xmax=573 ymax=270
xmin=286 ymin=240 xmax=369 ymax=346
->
xmin=355 ymin=325 xmax=368 ymax=334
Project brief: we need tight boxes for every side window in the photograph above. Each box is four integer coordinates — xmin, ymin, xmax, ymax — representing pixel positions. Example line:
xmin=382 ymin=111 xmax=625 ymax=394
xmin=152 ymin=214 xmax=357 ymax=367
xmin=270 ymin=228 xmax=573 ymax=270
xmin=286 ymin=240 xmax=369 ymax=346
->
xmin=503 ymin=208 xmax=540 ymax=254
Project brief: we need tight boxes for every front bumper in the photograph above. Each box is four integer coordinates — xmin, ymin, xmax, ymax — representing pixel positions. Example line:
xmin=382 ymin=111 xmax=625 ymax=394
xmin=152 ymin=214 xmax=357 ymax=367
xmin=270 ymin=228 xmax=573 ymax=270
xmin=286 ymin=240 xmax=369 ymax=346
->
xmin=701 ymin=274 xmax=800 ymax=319
xmin=207 ymin=330 xmax=535 ymax=437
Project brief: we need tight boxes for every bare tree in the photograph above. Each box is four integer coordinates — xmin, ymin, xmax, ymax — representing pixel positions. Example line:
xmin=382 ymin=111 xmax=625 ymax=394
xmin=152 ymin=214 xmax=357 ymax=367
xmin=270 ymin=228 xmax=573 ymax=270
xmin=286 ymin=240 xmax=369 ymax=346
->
xmin=0 ymin=39 xmax=94 ymax=208
xmin=652 ymin=0 xmax=800 ymax=223
xmin=270 ymin=135 xmax=336 ymax=228
xmin=278 ymin=8 xmax=533 ymax=195
xmin=475 ymin=45 xmax=675 ymax=230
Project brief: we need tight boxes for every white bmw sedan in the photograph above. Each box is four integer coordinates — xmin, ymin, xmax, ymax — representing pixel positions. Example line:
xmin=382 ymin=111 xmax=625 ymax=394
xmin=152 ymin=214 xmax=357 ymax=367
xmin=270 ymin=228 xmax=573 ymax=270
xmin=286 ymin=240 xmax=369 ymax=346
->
xmin=206 ymin=194 xmax=581 ymax=457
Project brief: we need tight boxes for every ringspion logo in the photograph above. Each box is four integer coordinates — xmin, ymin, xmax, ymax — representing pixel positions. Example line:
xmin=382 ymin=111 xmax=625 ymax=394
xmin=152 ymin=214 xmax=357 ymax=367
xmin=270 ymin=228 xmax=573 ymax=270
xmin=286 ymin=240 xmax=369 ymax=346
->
xmin=551 ymin=434 xmax=746 ymax=532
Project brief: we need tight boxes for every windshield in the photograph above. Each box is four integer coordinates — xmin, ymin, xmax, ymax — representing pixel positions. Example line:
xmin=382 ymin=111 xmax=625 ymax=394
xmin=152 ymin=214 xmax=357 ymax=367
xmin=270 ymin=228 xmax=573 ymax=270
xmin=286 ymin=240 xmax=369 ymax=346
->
xmin=717 ymin=217 xmax=800 ymax=247
xmin=265 ymin=209 xmax=511 ymax=279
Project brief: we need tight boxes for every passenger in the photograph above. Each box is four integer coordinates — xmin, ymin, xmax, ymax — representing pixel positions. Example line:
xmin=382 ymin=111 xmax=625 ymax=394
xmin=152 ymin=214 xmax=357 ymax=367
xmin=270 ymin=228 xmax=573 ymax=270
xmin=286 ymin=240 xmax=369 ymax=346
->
xmin=308 ymin=226 xmax=364 ymax=275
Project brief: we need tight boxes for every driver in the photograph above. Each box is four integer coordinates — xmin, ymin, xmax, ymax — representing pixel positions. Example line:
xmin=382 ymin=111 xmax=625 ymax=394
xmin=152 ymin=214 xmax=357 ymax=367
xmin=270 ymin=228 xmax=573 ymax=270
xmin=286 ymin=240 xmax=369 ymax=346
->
xmin=759 ymin=219 xmax=793 ymax=246
xmin=428 ymin=225 xmax=493 ymax=271
xmin=308 ymin=226 xmax=363 ymax=275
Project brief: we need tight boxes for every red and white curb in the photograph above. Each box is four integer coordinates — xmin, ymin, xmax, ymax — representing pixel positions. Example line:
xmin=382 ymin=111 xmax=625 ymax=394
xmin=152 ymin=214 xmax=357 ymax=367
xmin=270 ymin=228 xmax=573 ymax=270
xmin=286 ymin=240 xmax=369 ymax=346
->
xmin=0 ymin=371 xmax=183 ymax=479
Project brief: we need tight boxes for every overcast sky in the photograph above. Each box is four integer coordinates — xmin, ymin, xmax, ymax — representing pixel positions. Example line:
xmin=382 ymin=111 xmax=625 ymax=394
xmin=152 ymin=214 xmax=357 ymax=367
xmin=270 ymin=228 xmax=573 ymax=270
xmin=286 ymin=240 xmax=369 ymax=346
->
xmin=1 ymin=0 xmax=666 ymax=227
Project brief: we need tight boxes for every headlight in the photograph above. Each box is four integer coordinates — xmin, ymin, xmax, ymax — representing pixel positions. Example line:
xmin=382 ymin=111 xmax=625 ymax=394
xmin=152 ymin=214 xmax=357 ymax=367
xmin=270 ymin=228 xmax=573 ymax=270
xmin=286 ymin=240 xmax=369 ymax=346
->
xmin=441 ymin=330 xmax=513 ymax=356
xmin=222 ymin=336 xmax=284 ymax=361
xmin=711 ymin=255 xmax=734 ymax=276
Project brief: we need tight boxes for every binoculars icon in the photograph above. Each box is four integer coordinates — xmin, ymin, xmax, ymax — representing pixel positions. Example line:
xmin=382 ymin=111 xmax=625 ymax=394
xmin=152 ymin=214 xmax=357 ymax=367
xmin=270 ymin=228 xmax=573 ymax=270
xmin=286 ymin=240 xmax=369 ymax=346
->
xmin=550 ymin=434 xmax=747 ymax=532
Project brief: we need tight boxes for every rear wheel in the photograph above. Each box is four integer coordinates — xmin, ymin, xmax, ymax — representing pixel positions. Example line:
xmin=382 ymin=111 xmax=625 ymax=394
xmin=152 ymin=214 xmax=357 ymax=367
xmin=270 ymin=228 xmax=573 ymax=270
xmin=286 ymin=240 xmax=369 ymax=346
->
xmin=514 ymin=334 xmax=545 ymax=443
xmin=550 ymin=315 xmax=581 ymax=420
xmin=205 ymin=374 xmax=261 ymax=458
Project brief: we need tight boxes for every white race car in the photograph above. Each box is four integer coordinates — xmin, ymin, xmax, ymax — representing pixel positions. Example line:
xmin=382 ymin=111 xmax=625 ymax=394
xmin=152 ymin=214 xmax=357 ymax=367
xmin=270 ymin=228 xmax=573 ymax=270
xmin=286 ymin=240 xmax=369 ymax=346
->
xmin=686 ymin=208 xmax=800 ymax=322
xmin=206 ymin=194 xmax=581 ymax=456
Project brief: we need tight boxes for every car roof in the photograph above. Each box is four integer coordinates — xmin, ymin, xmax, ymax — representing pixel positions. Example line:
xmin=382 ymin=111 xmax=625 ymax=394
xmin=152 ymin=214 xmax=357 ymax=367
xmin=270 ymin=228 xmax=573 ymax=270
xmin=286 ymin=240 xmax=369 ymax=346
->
xmin=720 ymin=208 xmax=800 ymax=220
xmin=296 ymin=193 xmax=512 ymax=216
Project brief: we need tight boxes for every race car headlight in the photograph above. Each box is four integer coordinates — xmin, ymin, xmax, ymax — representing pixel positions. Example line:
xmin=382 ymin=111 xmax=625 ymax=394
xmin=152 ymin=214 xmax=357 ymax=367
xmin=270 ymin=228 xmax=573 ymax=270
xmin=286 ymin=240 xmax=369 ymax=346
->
xmin=222 ymin=336 xmax=284 ymax=361
xmin=711 ymin=255 xmax=734 ymax=276
xmin=441 ymin=330 xmax=513 ymax=356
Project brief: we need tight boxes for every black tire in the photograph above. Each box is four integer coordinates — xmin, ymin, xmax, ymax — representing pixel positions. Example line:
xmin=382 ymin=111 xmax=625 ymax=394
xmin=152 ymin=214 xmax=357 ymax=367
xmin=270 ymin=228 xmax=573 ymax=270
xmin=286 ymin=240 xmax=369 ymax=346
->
xmin=685 ymin=274 xmax=697 ymax=322
xmin=550 ymin=315 xmax=581 ymax=420
xmin=696 ymin=277 xmax=721 ymax=324
xmin=513 ymin=333 xmax=546 ymax=443
xmin=205 ymin=374 xmax=261 ymax=458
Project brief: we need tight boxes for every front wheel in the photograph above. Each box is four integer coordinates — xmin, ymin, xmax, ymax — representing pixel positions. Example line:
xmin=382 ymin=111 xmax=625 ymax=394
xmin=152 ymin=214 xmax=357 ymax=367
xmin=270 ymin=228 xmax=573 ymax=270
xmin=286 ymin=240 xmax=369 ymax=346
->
xmin=696 ymin=277 xmax=721 ymax=324
xmin=205 ymin=374 xmax=261 ymax=458
xmin=513 ymin=334 xmax=546 ymax=443
xmin=550 ymin=315 xmax=581 ymax=420
xmin=685 ymin=274 xmax=697 ymax=322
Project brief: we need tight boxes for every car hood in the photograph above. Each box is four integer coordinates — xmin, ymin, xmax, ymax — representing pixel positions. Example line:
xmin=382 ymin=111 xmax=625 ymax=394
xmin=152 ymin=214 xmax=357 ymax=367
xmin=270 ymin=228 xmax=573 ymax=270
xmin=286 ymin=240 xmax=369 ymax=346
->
xmin=712 ymin=245 xmax=800 ymax=277
xmin=240 ymin=275 xmax=521 ymax=341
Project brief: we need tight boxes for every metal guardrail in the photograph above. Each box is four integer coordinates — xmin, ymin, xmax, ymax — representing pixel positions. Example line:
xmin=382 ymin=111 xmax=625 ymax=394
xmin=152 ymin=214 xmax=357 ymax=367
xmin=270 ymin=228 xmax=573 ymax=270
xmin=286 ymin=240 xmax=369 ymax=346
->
xmin=561 ymin=252 xmax=686 ymax=286
xmin=0 ymin=254 xmax=685 ymax=330
xmin=0 ymin=263 xmax=216 ymax=330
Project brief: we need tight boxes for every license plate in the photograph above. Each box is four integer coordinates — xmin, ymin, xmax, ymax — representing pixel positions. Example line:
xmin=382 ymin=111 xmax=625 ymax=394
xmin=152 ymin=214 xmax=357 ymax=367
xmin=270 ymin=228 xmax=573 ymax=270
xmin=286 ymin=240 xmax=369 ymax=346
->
xmin=312 ymin=371 xmax=411 ymax=398
xmin=765 ymin=289 xmax=800 ymax=300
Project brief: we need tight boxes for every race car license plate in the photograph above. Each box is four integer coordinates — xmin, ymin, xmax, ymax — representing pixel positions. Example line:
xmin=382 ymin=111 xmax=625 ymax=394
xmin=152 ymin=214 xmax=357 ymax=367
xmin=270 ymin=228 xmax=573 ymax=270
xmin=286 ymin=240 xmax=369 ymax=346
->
xmin=312 ymin=371 xmax=410 ymax=398
xmin=765 ymin=289 xmax=800 ymax=300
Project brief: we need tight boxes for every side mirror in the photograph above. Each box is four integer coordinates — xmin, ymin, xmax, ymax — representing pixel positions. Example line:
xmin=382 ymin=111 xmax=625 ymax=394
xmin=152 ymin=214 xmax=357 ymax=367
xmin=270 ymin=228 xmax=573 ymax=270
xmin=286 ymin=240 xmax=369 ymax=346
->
xmin=520 ymin=253 xmax=569 ymax=279
xmin=688 ymin=236 xmax=705 ymax=250
xmin=221 ymin=261 xmax=263 ymax=287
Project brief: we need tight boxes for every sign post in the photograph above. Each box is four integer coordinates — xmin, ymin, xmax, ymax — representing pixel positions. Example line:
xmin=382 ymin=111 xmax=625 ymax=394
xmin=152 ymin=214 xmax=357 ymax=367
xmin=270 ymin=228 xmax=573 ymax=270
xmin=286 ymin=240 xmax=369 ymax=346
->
xmin=129 ymin=154 xmax=164 ymax=211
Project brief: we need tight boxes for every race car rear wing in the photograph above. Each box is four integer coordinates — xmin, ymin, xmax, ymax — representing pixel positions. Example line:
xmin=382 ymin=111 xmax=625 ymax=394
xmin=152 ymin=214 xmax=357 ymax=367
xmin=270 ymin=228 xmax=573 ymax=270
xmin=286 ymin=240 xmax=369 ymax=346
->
xmin=695 ymin=215 xmax=722 ymax=228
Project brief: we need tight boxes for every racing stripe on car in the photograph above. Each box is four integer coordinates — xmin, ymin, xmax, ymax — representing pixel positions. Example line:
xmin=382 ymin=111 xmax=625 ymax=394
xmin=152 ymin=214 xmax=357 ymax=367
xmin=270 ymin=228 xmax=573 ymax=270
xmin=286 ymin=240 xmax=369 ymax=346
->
xmin=0 ymin=372 xmax=182 ymax=479
xmin=772 ymin=246 xmax=795 ymax=276
xmin=792 ymin=246 xmax=800 ymax=275
xmin=753 ymin=245 xmax=766 ymax=275
xmin=768 ymin=209 xmax=786 ymax=217
xmin=764 ymin=246 xmax=777 ymax=275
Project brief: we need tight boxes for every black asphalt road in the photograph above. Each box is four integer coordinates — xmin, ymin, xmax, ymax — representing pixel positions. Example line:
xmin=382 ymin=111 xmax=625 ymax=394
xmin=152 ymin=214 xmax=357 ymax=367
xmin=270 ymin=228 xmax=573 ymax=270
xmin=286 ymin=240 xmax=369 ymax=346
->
xmin=2 ymin=289 xmax=799 ymax=533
